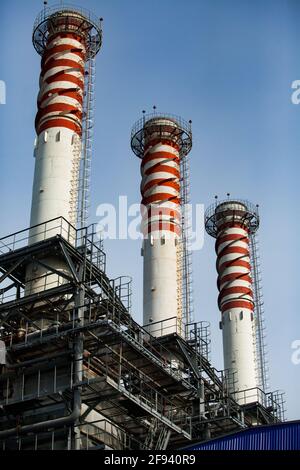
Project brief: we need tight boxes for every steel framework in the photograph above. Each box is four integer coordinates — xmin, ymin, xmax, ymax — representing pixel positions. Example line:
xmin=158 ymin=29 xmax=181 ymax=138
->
xmin=0 ymin=219 xmax=284 ymax=450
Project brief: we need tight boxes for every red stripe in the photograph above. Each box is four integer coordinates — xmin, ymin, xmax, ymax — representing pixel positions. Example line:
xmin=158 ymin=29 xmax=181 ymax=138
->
xmin=47 ymin=32 xmax=86 ymax=44
xmin=218 ymin=245 xmax=250 ymax=258
xmin=37 ymin=103 xmax=81 ymax=116
xmin=144 ymin=138 xmax=180 ymax=153
xmin=215 ymin=222 xmax=254 ymax=314
xmin=218 ymin=287 xmax=253 ymax=311
xmin=218 ymin=259 xmax=251 ymax=276
xmin=37 ymin=118 xmax=81 ymax=136
xmin=221 ymin=300 xmax=254 ymax=313
xmin=142 ymin=178 xmax=180 ymax=195
xmin=38 ymin=88 xmax=83 ymax=107
xmin=41 ymin=59 xmax=84 ymax=77
xmin=216 ymin=233 xmax=249 ymax=251
xmin=142 ymin=193 xmax=180 ymax=206
xmin=42 ymin=45 xmax=85 ymax=67
xmin=218 ymin=273 xmax=252 ymax=288
xmin=142 ymin=151 xmax=179 ymax=168
xmin=45 ymin=72 xmax=84 ymax=88
xmin=36 ymin=35 xmax=85 ymax=137
xmin=219 ymin=286 xmax=253 ymax=299
xmin=35 ymin=104 xmax=82 ymax=130
xmin=144 ymin=164 xmax=180 ymax=178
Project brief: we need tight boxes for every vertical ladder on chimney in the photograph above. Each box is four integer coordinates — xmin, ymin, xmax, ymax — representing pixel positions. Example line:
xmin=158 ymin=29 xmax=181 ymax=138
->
xmin=249 ymin=232 xmax=269 ymax=392
xmin=179 ymin=150 xmax=194 ymax=333
xmin=70 ymin=133 xmax=82 ymax=227
xmin=77 ymin=38 xmax=97 ymax=228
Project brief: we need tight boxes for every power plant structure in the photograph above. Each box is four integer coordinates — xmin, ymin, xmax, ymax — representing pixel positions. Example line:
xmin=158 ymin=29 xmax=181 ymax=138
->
xmin=0 ymin=3 xmax=286 ymax=451
xmin=204 ymin=198 xmax=268 ymax=403
xmin=131 ymin=112 xmax=193 ymax=338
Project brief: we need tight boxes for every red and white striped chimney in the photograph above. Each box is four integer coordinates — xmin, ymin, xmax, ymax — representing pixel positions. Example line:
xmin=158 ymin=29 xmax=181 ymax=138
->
xmin=26 ymin=6 xmax=102 ymax=295
xmin=131 ymin=113 xmax=192 ymax=337
xmin=205 ymin=199 xmax=260 ymax=402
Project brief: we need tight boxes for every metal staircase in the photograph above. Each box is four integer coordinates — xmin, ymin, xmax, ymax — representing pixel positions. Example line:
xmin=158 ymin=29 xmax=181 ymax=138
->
xmin=143 ymin=419 xmax=171 ymax=450
xmin=155 ymin=426 xmax=172 ymax=450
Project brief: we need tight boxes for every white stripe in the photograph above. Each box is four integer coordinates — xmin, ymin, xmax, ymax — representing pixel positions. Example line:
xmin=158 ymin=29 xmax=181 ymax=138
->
xmin=141 ymin=173 xmax=178 ymax=187
xmin=218 ymin=252 xmax=250 ymax=265
xmin=42 ymin=66 xmax=83 ymax=81
xmin=219 ymin=227 xmax=248 ymax=236
xmin=222 ymin=305 xmax=253 ymax=314
xmin=40 ymin=95 xmax=82 ymax=110
xmin=217 ymin=239 xmax=248 ymax=254
xmin=44 ymin=51 xmax=85 ymax=66
xmin=143 ymin=163 xmax=179 ymax=181
xmin=38 ymin=83 xmax=83 ymax=103
xmin=220 ymin=292 xmax=253 ymax=304
xmin=145 ymin=143 xmax=179 ymax=157
xmin=219 ymin=279 xmax=252 ymax=290
xmin=47 ymin=37 xmax=85 ymax=50
xmin=142 ymin=201 xmax=179 ymax=211
xmin=39 ymin=80 xmax=83 ymax=100
xmin=219 ymin=266 xmax=249 ymax=276
xmin=142 ymin=185 xmax=178 ymax=199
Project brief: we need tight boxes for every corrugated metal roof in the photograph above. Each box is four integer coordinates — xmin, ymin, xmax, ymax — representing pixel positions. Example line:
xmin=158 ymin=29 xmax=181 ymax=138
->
xmin=185 ymin=421 xmax=300 ymax=450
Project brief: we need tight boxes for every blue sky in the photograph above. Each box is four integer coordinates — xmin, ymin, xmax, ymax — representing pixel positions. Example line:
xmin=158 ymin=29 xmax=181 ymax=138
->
xmin=0 ymin=0 xmax=299 ymax=419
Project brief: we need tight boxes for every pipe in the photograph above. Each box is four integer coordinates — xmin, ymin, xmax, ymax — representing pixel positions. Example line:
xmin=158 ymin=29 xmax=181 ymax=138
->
xmin=74 ymin=286 xmax=84 ymax=450
xmin=5 ymin=350 xmax=71 ymax=370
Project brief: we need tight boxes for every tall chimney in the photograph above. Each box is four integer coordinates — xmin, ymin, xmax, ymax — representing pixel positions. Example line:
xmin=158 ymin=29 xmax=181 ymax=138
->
xmin=205 ymin=199 xmax=260 ymax=402
xmin=131 ymin=112 xmax=192 ymax=337
xmin=26 ymin=5 xmax=102 ymax=296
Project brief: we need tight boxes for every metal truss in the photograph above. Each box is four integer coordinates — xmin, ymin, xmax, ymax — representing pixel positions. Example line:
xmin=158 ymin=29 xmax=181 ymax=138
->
xmin=0 ymin=218 xmax=285 ymax=450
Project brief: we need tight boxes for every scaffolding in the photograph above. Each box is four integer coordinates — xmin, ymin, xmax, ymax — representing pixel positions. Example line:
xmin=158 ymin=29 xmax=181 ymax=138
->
xmin=0 ymin=219 xmax=285 ymax=450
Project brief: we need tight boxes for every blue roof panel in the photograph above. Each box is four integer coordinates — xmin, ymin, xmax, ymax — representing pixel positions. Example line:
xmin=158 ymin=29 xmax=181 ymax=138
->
xmin=185 ymin=421 xmax=300 ymax=450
